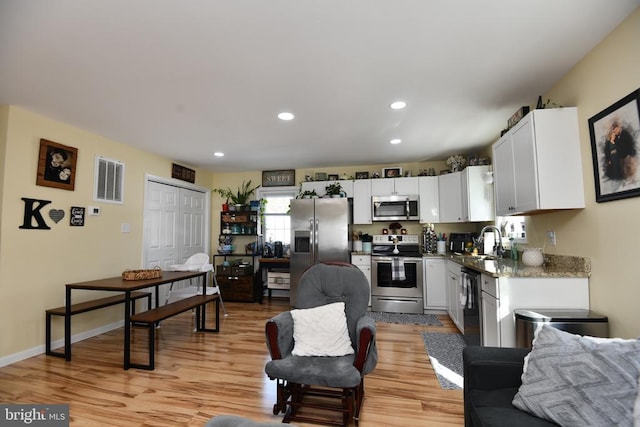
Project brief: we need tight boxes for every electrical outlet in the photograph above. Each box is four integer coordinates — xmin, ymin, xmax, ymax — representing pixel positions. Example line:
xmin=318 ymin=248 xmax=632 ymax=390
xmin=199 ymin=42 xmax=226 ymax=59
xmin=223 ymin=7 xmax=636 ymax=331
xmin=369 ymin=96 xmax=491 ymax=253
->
xmin=547 ymin=230 xmax=557 ymax=246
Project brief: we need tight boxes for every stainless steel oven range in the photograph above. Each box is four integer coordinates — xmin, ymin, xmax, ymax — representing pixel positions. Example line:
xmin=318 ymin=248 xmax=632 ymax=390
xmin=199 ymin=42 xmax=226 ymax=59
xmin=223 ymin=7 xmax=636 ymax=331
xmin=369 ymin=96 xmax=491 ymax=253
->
xmin=370 ymin=234 xmax=423 ymax=314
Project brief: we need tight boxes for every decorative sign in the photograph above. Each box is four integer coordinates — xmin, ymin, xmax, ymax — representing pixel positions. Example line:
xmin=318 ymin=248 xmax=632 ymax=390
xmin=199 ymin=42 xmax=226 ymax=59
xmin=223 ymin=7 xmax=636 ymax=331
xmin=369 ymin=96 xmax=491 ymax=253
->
xmin=262 ymin=169 xmax=295 ymax=187
xmin=507 ymin=106 xmax=530 ymax=129
xmin=70 ymin=206 xmax=85 ymax=226
xmin=171 ymin=163 xmax=196 ymax=183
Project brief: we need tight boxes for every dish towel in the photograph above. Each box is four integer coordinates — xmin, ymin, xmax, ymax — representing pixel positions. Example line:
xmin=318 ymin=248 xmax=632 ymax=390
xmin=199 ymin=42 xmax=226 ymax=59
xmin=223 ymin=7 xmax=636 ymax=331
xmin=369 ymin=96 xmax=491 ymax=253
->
xmin=391 ymin=258 xmax=406 ymax=281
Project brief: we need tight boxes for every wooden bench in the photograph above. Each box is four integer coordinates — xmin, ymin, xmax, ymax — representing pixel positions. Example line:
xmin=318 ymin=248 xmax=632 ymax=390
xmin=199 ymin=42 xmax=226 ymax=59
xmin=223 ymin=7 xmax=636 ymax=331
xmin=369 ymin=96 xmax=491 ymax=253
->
xmin=129 ymin=294 xmax=220 ymax=370
xmin=46 ymin=291 xmax=152 ymax=358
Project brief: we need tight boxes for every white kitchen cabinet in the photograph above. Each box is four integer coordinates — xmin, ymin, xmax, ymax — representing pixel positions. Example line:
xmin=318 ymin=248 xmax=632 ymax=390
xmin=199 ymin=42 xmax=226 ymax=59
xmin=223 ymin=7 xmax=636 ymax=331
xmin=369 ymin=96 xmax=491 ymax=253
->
xmin=439 ymin=166 xmax=494 ymax=223
xmin=462 ymin=166 xmax=494 ymax=222
xmin=438 ymin=172 xmax=463 ymax=222
xmin=371 ymin=176 xmax=419 ymax=196
xmin=492 ymin=107 xmax=584 ymax=216
xmin=480 ymin=274 xmax=500 ymax=347
xmin=418 ymin=176 xmax=439 ymax=223
xmin=483 ymin=276 xmax=589 ymax=347
xmin=446 ymin=261 xmax=463 ymax=332
xmin=301 ymin=180 xmax=354 ymax=198
xmin=424 ymin=257 xmax=446 ymax=310
xmin=351 ymin=254 xmax=371 ymax=306
xmin=352 ymin=179 xmax=372 ymax=224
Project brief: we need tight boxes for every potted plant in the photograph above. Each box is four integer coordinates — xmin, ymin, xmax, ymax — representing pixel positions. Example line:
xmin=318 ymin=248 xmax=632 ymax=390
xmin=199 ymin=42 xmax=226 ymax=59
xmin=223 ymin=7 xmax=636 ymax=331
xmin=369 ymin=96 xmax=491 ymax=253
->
xmin=297 ymin=189 xmax=318 ymax=199
xmin=211 ymin=188 xmax=233 ymax=212
xmin=325 ymin=182 xmax=343 ymax=197
xmin=213 ymin=180 xmax=260 ymax=211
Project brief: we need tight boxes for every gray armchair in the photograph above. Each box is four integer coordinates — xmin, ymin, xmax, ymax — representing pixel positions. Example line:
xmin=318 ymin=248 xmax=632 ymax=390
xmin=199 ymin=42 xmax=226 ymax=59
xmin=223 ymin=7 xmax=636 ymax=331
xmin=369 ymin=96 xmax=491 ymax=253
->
xmin=265 ymin=262 xmax=377 ymax=426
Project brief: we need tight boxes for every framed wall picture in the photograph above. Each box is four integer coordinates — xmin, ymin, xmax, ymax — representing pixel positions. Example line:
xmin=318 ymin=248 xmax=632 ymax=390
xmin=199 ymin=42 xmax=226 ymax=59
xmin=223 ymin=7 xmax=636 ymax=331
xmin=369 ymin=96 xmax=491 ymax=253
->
xmin=262 ymin=169 xmax=295 ymax=187
xmin=327 ymin=174 xmax=339 ymax=181
xmin=315 ymin=172 xmax=327 ymax=181
xmin=36 ymin=139 xmax=77 ymax=191
xmin=382 ymin=167 xmax=402 ymax=178
xmin=355 ymin=171 xmax=369 ymax=179
xmin=588 ymin=89 xmax=640 ymax=203
xmin=172 ymin=163 xmax=195 ymax=183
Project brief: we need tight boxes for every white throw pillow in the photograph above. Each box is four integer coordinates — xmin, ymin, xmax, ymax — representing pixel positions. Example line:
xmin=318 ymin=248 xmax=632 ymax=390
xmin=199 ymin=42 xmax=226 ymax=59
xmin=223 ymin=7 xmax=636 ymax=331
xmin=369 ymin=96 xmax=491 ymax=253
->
xmin=291 ymin=302 xmax=354 ymax=357
xmin=513 ymin=325 xmax=640 ymax=427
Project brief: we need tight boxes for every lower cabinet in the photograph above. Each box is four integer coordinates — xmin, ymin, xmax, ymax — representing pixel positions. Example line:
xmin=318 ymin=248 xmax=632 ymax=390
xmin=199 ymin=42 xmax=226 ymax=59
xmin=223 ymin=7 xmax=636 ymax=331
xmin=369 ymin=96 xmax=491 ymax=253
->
xmin=482 ymin=276 xmax=589 ymax=347
xmin=480 ymin=274 xmax=500 ymax=347
xmin=446 ymin=261 xmax=463 ymax=333
xmin=351 ymin=254 xmax=371 ymax=306
xmin=216 ymin=274 xmax=257 ymax=302
xmin=424 ymin=258 xmax=446 ymax=310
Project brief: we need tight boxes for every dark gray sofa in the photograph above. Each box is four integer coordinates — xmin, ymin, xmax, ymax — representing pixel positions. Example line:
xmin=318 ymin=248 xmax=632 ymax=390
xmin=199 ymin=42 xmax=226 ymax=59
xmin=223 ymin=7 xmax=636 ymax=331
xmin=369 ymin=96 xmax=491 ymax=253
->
xmin=463 ymin=346 xmax=558 ymax=427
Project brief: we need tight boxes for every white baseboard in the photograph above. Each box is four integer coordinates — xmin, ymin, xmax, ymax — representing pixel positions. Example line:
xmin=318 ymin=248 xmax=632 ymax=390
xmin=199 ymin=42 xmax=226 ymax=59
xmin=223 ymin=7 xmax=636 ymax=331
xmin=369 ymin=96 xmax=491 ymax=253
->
xmin=0 ymin=320 xmax=123 ymax=368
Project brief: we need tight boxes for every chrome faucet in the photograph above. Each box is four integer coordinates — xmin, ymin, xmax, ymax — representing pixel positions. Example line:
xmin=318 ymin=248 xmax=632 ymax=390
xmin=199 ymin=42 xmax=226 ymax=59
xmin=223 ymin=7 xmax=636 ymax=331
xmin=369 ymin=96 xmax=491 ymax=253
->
xmin=478 ymin=225 xmax=505 ymax=258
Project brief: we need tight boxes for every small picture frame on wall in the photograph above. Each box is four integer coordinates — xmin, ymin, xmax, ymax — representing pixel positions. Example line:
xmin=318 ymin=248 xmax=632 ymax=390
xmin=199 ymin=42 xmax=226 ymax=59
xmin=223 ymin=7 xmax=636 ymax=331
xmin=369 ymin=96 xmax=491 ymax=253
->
xmin=382 ymin=167 xmax=402 ymax=178
xmin=315 ymin=172 xmax=327 ymax=181
xmin=588 ymin=88 xmax=640 ymax=203
xmin=355 ymin=171 xmax=369 ymax=179
xmin=327 ymin=174 xmax=339 ymax=181
xmin=36 ymin=139 xmax=77 ymax=191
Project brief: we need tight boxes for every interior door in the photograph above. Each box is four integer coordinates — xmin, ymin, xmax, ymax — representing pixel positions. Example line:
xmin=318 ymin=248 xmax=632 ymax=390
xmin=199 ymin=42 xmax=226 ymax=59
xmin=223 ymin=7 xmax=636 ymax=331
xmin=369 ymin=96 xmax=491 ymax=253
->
xmin=144 ymin=180 xmax=208 ymax=304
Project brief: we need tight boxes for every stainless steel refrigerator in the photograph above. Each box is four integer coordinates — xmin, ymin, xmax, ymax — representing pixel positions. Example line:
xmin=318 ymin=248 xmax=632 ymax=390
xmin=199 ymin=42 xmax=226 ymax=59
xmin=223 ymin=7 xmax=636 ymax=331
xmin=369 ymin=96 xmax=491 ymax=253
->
xmin=290 ymin=198 xmax=351 ymax=306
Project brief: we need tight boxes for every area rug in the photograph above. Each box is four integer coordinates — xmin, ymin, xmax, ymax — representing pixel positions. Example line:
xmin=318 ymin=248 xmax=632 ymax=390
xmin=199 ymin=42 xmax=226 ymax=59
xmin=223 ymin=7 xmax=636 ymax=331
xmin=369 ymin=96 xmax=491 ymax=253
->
xmin=368 ymin=311 xmax=442 ymax=326
xmin=422 ymin=332 xmax=466 ymax=390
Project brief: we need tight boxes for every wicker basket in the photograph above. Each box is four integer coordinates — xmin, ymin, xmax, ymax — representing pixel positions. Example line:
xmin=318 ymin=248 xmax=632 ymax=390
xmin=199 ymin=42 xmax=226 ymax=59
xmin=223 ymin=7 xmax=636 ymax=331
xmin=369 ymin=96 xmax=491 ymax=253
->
xmin=122 ymin=266 xmax=162 ymax=281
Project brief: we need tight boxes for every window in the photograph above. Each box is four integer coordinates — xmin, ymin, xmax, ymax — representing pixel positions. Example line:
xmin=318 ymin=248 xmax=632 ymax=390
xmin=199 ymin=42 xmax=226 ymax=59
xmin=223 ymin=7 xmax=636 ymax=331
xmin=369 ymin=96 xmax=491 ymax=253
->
xmin=257 ymin=187 xmax=297 ymax=245
xmin=94 ymin=156 xmax=125 ymax=203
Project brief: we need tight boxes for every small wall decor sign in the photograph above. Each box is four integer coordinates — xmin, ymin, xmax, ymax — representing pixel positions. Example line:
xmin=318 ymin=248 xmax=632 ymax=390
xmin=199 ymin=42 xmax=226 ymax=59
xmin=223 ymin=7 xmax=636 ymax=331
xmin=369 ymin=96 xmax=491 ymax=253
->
xmin=171 ymin=163 xmax=195 ymax=183
xmin=507 ymin=106 xmax=530 ymax=129
xmin=36 ymin=139 xmax=77 ymax=191
xmin=70 ymin=206 xmax=85 ymax=226
xmin=588 ymin=88 xmax=640 ymax=203
xmin=262 ymin=169 xmax=295 ymax=187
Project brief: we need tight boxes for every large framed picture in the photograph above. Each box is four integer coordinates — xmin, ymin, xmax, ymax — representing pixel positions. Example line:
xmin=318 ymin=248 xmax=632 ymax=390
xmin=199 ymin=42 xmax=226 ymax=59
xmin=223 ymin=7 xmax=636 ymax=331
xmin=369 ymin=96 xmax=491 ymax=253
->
xmin=36 ymin=139 xmax=78 ymax=191
xmin=588 ymin=89 xmax=640 ymax=203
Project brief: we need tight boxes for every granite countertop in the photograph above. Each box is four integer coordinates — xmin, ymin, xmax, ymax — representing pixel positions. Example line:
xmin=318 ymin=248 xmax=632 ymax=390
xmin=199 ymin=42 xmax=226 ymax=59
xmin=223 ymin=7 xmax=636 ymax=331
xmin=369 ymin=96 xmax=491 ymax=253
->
xmin=423 ymin=253 xmax=591 ymax=279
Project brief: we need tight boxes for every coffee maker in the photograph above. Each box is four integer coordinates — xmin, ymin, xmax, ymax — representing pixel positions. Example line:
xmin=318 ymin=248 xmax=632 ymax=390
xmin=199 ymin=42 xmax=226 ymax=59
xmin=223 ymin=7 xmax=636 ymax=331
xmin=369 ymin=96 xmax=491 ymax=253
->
xmin=274 ymin=241 xmax=284 ymax=258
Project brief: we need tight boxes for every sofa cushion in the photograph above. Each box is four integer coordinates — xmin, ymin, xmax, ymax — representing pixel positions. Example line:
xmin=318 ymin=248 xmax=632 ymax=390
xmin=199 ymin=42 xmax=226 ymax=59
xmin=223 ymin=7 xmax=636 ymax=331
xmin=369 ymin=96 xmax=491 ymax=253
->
xmin=468 ymin=388 xmax=558 ymax=427
xmin=512 ymin=325 xmax=640 ymax=427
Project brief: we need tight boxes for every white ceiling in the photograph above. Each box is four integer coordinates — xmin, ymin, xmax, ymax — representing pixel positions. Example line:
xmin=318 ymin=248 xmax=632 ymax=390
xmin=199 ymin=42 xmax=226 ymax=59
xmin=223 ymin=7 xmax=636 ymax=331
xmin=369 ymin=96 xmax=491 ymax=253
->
xmin=1 ymin=1 xmax=638 ymax=173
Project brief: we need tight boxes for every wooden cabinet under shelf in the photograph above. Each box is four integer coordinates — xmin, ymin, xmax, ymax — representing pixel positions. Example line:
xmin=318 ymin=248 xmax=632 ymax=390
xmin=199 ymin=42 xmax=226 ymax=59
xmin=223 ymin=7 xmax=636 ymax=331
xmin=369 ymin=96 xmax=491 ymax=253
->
xmin=214 ymin=254 xmax=260 ymax=302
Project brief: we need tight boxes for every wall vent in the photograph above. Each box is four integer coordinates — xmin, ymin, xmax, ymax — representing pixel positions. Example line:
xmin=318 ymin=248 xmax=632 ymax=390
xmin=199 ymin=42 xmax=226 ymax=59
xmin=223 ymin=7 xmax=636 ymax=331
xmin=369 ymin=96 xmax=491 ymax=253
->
xmin=94 ymin=156 xmax=125 ymax=204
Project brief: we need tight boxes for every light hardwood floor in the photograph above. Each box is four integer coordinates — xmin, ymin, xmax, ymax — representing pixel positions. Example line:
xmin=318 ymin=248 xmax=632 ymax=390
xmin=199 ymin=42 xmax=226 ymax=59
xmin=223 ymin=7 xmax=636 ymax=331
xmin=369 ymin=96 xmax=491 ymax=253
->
xmin=0 ymin=299 xmax=464 ymax=426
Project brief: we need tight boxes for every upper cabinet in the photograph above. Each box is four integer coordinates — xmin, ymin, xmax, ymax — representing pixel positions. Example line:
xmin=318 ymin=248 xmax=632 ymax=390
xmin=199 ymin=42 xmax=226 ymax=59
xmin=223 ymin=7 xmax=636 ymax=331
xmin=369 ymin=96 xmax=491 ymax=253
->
xmin=438 ymin=166 xmax=494 ymax=223
xmin=462 ymin=165 xmax=495 ymax=222
xmin=353 ymin=179 xmax=372 ymax=224
xmin=418 ymin=176 xmax=439 ymax=223
xmin=492 ymin=107 xmax=584 ymax=216
xmin=371 ymin=176 xmax=419 ymax=196
xmin=438 ymin=172 xmax=463 ymax=222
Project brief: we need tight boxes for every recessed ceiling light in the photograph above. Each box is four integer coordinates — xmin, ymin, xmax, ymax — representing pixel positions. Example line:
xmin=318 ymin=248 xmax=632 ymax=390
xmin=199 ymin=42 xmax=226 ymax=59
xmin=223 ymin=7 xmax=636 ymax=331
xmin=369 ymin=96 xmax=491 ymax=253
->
xmin=213 ymin=152 xmax=224 ymax=157
xmin=390 ymin=101 xmax=406 ymax=110
xmin=277 ymin=112 xmax=295 ymax=121
xmin=390 ymin=139 xmax=402 ymax=145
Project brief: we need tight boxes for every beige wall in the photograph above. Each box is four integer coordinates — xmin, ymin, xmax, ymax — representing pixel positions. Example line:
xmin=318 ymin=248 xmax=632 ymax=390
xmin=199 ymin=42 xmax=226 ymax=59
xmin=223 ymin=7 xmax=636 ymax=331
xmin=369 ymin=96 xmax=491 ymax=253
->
xmin=1 ymin=8 xmax=638 ymax=362
xmin=0 ymin=106 xmax=213 ymax=360
xmin=531 ymin=8 xmax=640 ymax=338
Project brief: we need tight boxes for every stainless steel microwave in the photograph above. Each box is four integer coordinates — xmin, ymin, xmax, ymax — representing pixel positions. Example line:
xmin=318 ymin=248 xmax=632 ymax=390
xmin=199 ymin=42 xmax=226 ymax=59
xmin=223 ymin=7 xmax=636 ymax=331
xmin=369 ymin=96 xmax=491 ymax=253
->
xmin=372 ymin=195 xmax=419 ymax=221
